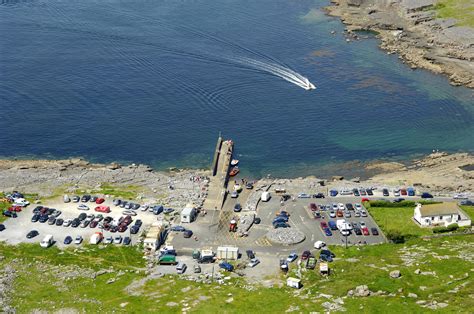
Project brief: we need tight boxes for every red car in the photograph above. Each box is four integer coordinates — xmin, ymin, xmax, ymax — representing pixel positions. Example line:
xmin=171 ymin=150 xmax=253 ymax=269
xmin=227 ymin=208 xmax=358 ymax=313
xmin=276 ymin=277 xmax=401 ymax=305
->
xmin=400 ymin=189 xmax=407 ymax=196
xmin=301 ymin=250 xmax=311 ymax=260
xmin=95 ymin=198 xmax=105 ymax=204
xmin=8 ymin=206 xmax=22 ymax=212
xmin=95 ymin=206 xmax=110 ymax=213
xmin=362 ymin=227 xmax=370 ymax=236
xmin=320 ymin=221 xmax=328 ymax=229
xmin=309 ymin=203 xmax=317 ymax=211
xmin=118 ymin=225 xmax=127 ymax=233
xmin=361 ymin=198 xmax=370 ymax=203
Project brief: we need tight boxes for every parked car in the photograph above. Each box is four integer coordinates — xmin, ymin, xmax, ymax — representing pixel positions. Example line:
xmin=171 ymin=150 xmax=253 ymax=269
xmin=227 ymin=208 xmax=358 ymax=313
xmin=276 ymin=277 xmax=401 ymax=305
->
xmin=183 ymin=230 xmax=193 ymax=238
xmin=81 ymin=195 xmax=91 ymax=202
xmin=301 ymin=250 xmax=311 ymax=260
xmin=319 ymin=249 xmax=335 ymax=262
xmin=400 ymin=188 xmax=407 ymax=196
xmin=104 ymin=236 xmax=113 ymax=244
xmin=74 ymin=235 xmax=83 ymax=244
xmin=78 ymin=213 xmax=87 ymax=221
xmin=421 ymin=192 xmax=433 ymax=199
xmin=354 ymin=203 xmax=362 ymax=211
xmin=328 ymin=221 xmax=338 ymax=230
xmin=130 ymin=225 xmax=140 ymax=234
xmin=72 ymin=196 xmax=80 ymax=203
xmin=123 ymin=237 xmax=131 ymax=245
xmin=359 ymin=189 xmax=367 ymax=196
xmin=90 ymin=220 xmax=98 ymax=228
xmin=313 ymin=211 xmax=321 ymax=219
xmin=95 ymin=198 xmax=105 ymax=204
xmin=382 ymin=189 xmax=389 ymax=196
xmin=362 ymin=227 xmax=370 ymax=236
xmin=324 ymin=228 xmax=332 ymax=236
xmin=230 ymin=191 xmax=238 ymax=198
xmin=354 ymin=211 xmax=361 ymax=217
xmin=31 ymin=214 xmax=40 ymax=222
xmin=309 ymin=203 xmax=317 ymax=211
xmin=2 ymin=210 xmax=17 ymax=218
xmin=313 ymin=193 xmax=325 ymax=198
xmin=63 ymin=195 xmax=71 ymax=203
xmin=361 ymin=211 xmax=368 ymax=217
xmin=297 ymin=193 xmax=311 ymax=198
xmin=194 ymin=264 xmax=202 ymax=273
xmin=219 ymin=262 xmax=234 ymax=272
xmin=273 ymin=221 xmax=290 ymax=229
xmin=55 ymin=218 xmax=64 ymax=226
xmin=90 ymin=196 xmax=97 ymax=203
xmin=329 ymin=211 xmax=336 ymax=218
xmin=233 ymin=203 xmax=242 ymax=212
xmin=63 ymin=219 xmax=72 ymax=227
xmin=71 ymin=219 xmax=80 ymax=228
xmin=245 ymin=182 xmax=254 ymax=189
xmin=345 ymin=203 xmax=354 ymax=211
xmin=95 ymin=206 xmax=110 ymax=213
xmin=247 ymin=258 xmax=260 ymax=268
xmin=329 ymin=190 xmax=338 ymax=197
xmin=287 ymin=253 xmax=298 ymax=262
xmin=47 ymin=217 xmax=56 ymax=225
xmin=354 ymin=227 xmax=362 ymax=235
xmin=344 ymin=211 xmax=351 ymax=218
xmin=336 ymin=210 xmax=343 ymax=217
xmin=407 ymin=188 xmax=415 ymax=196
xmin=139 ymin=205 xmax=149 ymax=211
xmin=26 ymin=230 xmax=39 ymax=239
xmin=371 ymin=228 xmax=379 ymax=235
xmin=114 ymin=236 xmax=123 ymax=244
xmin=320 ymin=221 xmax=328 ymax=229
xmin=0 ymin=224 xmax=5 ymax=232
xmin=352 ymin=189 xmax=360 ymax=197
xmin=171 ymin=225 xmax=186 ymax=232
xmin=460 ymin=200 xmax=474 ymax=206
xmin=163 ymin=208 xmax=174 ymax=214
xmin=39 ymin=215 xmax=49 ymax=223
xmin=64 ymin=236 xmax=73 ymax=245
xmin=366 ymin=188 xmax=374 ymax=196
xmin=113 ymin=199 xmax=121 ymax=206
xmin=77 ymin=204 xmax=89 ymax=211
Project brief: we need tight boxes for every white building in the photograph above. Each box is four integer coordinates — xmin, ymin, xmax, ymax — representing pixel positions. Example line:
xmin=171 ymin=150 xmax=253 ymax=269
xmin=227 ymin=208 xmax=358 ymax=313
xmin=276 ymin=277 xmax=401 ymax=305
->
xmin=413 ymin=202 xmax=471 ymax=227
xmin=143 ymin=222 xmax=167 ymax=252
xmin=287 ymin=277 xmax=301 ymax=289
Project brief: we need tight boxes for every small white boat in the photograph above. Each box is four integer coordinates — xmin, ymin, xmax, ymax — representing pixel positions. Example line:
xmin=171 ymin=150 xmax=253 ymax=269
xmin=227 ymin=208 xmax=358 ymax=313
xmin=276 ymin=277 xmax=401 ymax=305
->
xmin=231 ymin=159 xmax=239 ymax=166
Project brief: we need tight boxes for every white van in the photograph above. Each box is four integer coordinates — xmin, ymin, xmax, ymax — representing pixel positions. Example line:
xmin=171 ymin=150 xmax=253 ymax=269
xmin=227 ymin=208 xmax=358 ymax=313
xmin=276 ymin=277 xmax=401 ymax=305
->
xmin=261 ymin=191 xmax=271 ymax=202
xmin=40 ymin=235 xmax=54 ymax=248
xmin=176 ymin=262 xmax=187 ymax=274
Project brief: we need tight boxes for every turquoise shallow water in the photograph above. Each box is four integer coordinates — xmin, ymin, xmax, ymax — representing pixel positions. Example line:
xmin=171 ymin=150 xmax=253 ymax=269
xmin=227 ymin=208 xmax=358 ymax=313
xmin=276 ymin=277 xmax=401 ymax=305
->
xmin=0 ymin=0 xmax=473 ymax=178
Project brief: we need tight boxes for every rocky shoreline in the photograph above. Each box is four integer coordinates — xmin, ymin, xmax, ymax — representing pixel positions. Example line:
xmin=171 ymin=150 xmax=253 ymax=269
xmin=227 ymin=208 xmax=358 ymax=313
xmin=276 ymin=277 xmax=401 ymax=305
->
xmin=325 ymin=0 xmax=474 ymax=88
xmin=0 ymin=151 xmax=472 ymax=199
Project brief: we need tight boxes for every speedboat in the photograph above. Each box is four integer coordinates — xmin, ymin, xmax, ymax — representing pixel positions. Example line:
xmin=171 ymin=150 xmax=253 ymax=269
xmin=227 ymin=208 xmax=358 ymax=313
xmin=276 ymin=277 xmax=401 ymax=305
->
xmin=305 ymin=81 xmax=316 ymax=90
xmin=231 ymin=159 xmax=239 ymax=166
xmin=229 ymin=167 xmax=239 ymax=176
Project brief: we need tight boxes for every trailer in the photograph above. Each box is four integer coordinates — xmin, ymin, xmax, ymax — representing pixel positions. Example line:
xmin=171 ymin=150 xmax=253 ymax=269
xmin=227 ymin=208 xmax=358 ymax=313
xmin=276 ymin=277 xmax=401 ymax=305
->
xmin=216 ymin=246 xmax=239 ymax=260
xmin=287 ymin=277 xmax=301 ymax=289
xmin=181 ymin=205 xmax=197 ymax=223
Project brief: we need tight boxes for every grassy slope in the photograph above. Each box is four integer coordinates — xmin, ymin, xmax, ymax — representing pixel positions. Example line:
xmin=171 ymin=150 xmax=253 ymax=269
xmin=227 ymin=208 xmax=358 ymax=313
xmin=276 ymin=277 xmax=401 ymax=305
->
xmin=460 ymin=205 xmax=474 ymax=220
xmin=3 ymin=235 xmax=473 ymax=313
xmin=434 ymin=0 xmax=474 ymax=27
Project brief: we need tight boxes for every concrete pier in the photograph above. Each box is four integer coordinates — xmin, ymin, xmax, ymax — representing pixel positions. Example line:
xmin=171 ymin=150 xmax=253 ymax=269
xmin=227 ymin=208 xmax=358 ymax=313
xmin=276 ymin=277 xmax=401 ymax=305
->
xmin=203 ymin=138 xmax=233 ymax=210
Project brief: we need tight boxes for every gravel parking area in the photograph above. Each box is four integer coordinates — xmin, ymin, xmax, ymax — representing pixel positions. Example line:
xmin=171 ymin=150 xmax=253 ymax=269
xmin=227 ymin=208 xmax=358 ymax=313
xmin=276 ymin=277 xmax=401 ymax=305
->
xmin=0 ymin=196 xmax=162 ymax=247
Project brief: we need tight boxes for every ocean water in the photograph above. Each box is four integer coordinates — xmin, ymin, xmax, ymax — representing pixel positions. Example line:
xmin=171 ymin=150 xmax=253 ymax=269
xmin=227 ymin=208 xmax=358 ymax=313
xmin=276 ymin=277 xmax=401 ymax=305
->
xmin=0 ymin=0 xmax=473 ymax=178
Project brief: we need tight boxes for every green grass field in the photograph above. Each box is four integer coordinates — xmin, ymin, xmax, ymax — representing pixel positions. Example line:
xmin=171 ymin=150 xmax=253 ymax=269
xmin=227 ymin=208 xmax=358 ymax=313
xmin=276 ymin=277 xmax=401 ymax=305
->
xmin=2 ymin=235 xmax=473 ymax=313
xmin=366 ymin=206 xmax=433 ymax=238
xmin=74 ymin=184 xmax=142 ymax=200
xmin=433 ymin=0 xmax=474 ymax=27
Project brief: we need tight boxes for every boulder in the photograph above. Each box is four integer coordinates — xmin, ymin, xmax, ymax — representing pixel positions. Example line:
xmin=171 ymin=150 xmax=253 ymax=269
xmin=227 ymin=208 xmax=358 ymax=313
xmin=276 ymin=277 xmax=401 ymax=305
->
xmin=390 ymin=270 xmax=401 ymax=278
xmin=354 ymin=285 xmax=371 ymax=297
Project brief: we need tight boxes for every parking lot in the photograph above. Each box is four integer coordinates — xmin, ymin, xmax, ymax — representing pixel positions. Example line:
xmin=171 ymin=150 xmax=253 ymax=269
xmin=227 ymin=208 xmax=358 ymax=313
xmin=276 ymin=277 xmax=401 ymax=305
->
xmin=0 ymin=196 xmax=162 ymax=247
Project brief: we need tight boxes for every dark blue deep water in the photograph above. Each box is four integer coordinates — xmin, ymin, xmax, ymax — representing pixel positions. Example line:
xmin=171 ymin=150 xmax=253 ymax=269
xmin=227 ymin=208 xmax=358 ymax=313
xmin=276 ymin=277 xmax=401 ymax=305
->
xmin=1 ymin=0 xmax=473 ymax=177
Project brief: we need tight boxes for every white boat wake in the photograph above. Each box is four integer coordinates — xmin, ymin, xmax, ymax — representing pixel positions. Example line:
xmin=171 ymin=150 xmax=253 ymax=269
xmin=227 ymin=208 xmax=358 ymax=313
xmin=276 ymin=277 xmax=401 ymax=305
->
xmin=233 ymin=56 xmax=316 ymax=90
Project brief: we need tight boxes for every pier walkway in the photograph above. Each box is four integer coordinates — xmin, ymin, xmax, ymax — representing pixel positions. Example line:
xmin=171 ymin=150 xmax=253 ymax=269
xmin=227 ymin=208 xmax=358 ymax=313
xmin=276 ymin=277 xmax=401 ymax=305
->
xmin=202 ymin=137 xmax=233 ymax=210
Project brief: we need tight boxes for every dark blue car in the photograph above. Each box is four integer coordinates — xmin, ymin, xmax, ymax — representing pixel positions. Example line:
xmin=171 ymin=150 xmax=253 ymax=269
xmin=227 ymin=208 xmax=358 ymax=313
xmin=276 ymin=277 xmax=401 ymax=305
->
xmin=328 ymin=221 xmax=338 ymax=230
xmin=324 ymin=228 xmax=332 ymax=236
xmin=64 ymin=236 xmax=73 ymax=245
xmin=407 ymin=187 xmax=415 ymax=196
xmin=329 ymin=190 xmax=338 ymax=197
xmin=153 ymin=205 xmax=163 ymax=215
xmin=219 ymin=262 xmax=234 ymax=272
xmin=421 ymin=192 xmax=433 ymax=199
